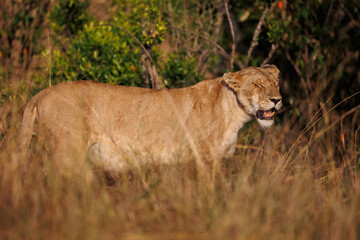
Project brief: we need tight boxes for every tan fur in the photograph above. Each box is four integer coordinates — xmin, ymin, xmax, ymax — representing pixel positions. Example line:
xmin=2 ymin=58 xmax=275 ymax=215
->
xmin=19 ymin=65 xmax=282 ymax=171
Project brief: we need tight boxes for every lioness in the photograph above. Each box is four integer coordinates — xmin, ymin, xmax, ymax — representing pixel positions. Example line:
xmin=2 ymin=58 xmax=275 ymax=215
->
xmin=20 ymin=65 xmax=282 ymax=170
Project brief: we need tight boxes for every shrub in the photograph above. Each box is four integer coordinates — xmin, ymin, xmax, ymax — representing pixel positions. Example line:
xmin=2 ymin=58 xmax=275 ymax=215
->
xmin=161 ymin=54 xmax=201 ymax=88
xmin=50 ymin=0 xmax=90 ymax=37
xmin=49 ymin=0 xmax=168 ymax=87
xmin=51 ymin=23 xmax=142 ymax=86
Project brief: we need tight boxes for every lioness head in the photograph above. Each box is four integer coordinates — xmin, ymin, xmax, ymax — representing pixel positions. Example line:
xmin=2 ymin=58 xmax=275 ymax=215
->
xmin=223 ymin=64 xmax=282 ymax=128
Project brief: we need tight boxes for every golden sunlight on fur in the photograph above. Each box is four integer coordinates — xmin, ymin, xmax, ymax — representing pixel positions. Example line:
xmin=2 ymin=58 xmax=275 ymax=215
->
xmin=19 ymin=65 xmax=282 ymax=171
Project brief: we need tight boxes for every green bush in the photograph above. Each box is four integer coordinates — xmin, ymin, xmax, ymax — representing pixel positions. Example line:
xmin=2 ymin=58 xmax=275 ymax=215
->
xmin=161 ymin=54 xmax=201 ymax=88
xmin=112 ymin=0 xmax=167 ymax=47
xmin=48 ymin=0 xmax=205 ymax=89
xmin=51 ymin=23 xmax=142 ymax=86
xmin=49 ymin=0 xmax=166 ymax=87
xmin=50 ymin=0 xmax=90 ymax=37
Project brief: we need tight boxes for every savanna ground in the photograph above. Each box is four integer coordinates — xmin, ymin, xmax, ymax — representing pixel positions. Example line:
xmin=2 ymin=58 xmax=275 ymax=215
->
xmin=1 ymin=0 xmax=360 ymax=239
xmin=1 ymin=85 xmax=359 ymax=240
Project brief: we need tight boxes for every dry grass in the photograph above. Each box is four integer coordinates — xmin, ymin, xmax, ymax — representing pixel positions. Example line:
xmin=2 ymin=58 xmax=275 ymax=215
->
xmin=0 ymin=89 xmax=359 ymax=240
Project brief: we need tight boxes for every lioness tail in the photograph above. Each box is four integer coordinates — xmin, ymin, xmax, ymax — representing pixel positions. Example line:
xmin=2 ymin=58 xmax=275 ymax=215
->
xmin=19 ymin=94 xmax=39 ymax=161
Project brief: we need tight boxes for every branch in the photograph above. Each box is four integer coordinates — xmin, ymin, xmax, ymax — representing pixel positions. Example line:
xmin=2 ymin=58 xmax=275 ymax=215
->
xmin=244 ymin=2 xmax=278 ymax=67
xmin=283 ymin=45 xmax=309 ymax=96
xmin=261 ymin=43 xmax=278 ymax=66
xmin=170 ymin=26 xmax=231 ymax=60
xmin=224 ymin=0 xmax=236 ymax=71
xmin=339 ymin=20 xmax=360 ymax=36
xmin=244 ymin=5 xmax=269 ymax=67
xmin=97 ymin=24 xmax=156 ymax=68
xmin=324 ymin=0 xmax=334 ymax=26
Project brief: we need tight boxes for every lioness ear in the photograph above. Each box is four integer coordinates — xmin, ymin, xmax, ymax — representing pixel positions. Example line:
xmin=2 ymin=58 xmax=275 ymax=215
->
xmin=263 ymin=64 xmax=280 ymax=80
xmin=223 ymin=72 xmax=240 ymax=91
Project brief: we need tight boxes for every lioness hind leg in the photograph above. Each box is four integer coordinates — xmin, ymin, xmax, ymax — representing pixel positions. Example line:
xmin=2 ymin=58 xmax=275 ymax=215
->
xmin=86 ymin=142 xmax=126 ymax=171
xmin=86 ymin=142 xmax=127 ymax=184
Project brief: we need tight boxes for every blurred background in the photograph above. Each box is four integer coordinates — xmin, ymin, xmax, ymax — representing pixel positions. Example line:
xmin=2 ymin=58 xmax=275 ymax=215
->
xmin=0 ymin=0 xmax=360 ymax=239
xmin=1 ymin=0 xmax=359 ymax=131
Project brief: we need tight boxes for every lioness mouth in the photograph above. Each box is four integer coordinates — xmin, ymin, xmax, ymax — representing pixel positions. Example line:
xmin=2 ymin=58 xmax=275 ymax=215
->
xmin=256 ymin=108 xmax=276 ymax=120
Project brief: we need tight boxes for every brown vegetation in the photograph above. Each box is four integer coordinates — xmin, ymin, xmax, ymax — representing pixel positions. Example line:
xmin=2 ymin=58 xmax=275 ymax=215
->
xmin=1 ymin=0 xmax=360 ymax=239
xmin=0 ymin=83 xmax=359 ymax=239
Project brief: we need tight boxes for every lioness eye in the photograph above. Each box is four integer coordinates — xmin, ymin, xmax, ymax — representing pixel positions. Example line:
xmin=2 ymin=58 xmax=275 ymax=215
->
xmin=255 ymin=83 xmax=265 ymax=89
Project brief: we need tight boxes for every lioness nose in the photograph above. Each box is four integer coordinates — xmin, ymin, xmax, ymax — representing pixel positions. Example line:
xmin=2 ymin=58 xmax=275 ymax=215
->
xmin=270 ymin=98 xmax=281 ymax=105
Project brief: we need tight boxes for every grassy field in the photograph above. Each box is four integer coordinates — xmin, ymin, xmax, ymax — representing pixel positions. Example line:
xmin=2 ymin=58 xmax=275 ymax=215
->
xmin=0 ymin=91 xmax=359 ymax=240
